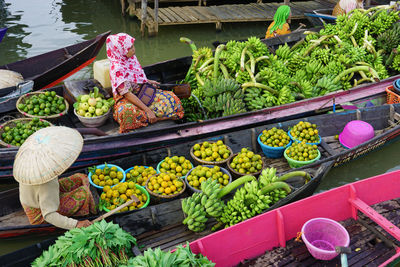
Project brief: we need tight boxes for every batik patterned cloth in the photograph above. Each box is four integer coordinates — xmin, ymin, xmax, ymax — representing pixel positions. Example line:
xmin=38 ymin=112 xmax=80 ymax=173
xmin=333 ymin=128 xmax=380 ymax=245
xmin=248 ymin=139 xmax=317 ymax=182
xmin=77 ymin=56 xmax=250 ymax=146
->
xmin=113 ymin=88 xmax=184 ymax=133
xmin=22 ymin=173 xmax=96 ymax=225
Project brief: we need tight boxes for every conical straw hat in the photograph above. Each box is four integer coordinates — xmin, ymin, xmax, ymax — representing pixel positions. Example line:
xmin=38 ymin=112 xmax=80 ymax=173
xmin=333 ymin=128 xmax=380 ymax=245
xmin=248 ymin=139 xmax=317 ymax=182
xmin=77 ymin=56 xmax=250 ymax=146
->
xmin=13 ymin=126 xmax=83 ymax=185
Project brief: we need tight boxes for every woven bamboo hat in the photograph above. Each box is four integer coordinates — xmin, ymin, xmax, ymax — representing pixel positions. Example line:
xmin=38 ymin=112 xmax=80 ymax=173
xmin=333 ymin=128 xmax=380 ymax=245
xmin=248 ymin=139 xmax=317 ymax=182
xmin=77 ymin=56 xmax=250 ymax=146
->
xmin=13 ymin=126 xmax=83 ymax=185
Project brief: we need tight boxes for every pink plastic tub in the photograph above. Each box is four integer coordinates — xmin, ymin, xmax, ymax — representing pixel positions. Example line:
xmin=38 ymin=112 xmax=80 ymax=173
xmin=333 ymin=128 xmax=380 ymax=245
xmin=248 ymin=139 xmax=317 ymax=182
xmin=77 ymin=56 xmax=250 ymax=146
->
xmin=301 ymin=217 xmax=350 ymax=260
xmin=339 ymin=120 xmax=374 ymax=149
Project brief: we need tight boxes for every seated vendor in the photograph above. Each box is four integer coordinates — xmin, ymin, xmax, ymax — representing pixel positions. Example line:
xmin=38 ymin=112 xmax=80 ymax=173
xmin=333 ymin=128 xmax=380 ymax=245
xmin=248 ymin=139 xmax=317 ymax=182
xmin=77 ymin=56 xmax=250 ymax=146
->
xmin=332 ymin=0 xmax=364 ymax=16
xmin=14 ymin=127 xmax=96 ymax=229
xmin=265 ymin=5 xmax=291 ymax=39
xmin=106 ymin=33 xmax=184 ymax=133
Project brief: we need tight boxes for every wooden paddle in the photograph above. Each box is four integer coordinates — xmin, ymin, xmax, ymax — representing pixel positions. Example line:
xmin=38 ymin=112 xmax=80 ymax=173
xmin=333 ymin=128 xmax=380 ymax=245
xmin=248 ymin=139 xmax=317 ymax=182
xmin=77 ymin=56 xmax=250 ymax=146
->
xmin=92 ymin=195 xmax=140 ymax=223
xmin=160 ymin=83 xmax=191 ymax=99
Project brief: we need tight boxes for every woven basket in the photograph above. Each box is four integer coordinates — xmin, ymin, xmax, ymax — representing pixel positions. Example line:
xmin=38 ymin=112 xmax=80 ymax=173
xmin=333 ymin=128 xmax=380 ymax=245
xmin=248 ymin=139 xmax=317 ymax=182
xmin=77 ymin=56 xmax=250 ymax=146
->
xmin=226 ymin=153 xmax=265 ymax=179
xmin=0 ymin=118 xmax=53 ymax=148
xmin=145 ymin=174 xmax=186 ymax=201
xmin=190 ymin=141 xmax=233 ymax=166
xmin=16 ymin=91 xmax=69 ymax=119
xmin=74 ymin=108 xmax=111 ymax=128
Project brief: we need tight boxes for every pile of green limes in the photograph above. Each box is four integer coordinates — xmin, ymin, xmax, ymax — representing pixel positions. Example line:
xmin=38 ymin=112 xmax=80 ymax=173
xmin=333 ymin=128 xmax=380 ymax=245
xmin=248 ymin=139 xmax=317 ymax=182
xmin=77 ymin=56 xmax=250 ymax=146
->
xmin=1 ymin=118 xmax=51 ymax=146
xmin=18 ymin=91 xmax=66 ymax=116
xmin=290 ymin=121 xmax=320 ymax=143
xmin=186 ymin=165 xmax=230 ymax=190
xmin=229 ymin=148 xmax=263 ymax=174
xmin=285 ymin=141 xmax=319 ymax=162
xmin=159 ymin=156 xmax=193 ymax=178
xmin=260 ymin=127 xmax=291 ymax=147
xmin=192 ymin=140 xmax=231 ymax=162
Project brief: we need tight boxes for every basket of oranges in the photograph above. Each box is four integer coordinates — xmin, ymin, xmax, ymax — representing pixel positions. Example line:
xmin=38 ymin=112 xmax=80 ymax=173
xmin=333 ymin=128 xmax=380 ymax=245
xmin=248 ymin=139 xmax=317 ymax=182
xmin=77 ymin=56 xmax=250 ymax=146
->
xmin=157 ymin=156 xmax=193 ymax=178
xmin=99 ymin=181 xmax=150 ymax=213
xmin=288 ymin=121 xmax=321 ymax=145
xmin=227 ymin=148 xmax=265 ymax=179
xmin=190 ymin=140 xmax=233 ymax=166
xmin=88 ymin=163 xmax=126 ymax=190
xmin=145 ymin=172 xmax=186 ymax=200
xmin=185 ymin=165 xmax=232 ymax=193
xmin=125 ymin=165 xmax=158 ymax=187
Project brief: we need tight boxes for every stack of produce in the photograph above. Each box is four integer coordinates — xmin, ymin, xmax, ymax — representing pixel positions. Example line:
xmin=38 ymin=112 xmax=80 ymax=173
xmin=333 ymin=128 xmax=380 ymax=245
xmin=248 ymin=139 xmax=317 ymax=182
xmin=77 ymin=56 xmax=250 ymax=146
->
xmin=192 ymin=140 xmax=231 ymax=162
xmin=89 ymin=164 xmax=125 ymax=187
xmin=182 ymin=168 xmax=309 ymax=232
xmin=32 ymin=221 xmax=136 ymax=267
xmin=122 ymin=242 xmax=215 ymax=267
xmin=1 ymin=118 xmax=51 ymax=146
xmin=147 ymin=172 xmax=185 ymax=196
xmin=18 ymin=91 xmax=66 ymax=116
xmin=73 ymin=87 xmax=114 ymax=118
xmin=285 ymin=142 xmax=319 ymax=162
xmin=229 ymin=148 xmax=263 ymax=174
xmin=259 ymin=127 xmax=291 ymax=147
xmin=181 ymin=6 xmax=400 ymax=121
xmin=126 ymin=166 xmax=157 ymax=186
xmin=186 ymin=165 xmax=230 ymax=190
xmin=158 ymin=156 xmax=193 ymax=177
xmin=290 ymin=121 xmax=320 ymax=143
xmin=99 ymin=181 xmax=147 ymax=212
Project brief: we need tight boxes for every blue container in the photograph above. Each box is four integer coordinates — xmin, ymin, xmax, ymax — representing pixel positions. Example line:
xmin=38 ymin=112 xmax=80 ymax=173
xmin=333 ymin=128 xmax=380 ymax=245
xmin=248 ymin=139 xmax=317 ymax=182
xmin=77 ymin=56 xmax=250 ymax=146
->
xmin=257 ymin=133 xmax=292 ymax=159
xmin=88 ymin=164 xmax=126 ymax=190
xmin=288 ymin=130 xmax=321 ymax=146
xmin=393 ymin=79 xmax=400 ymax=94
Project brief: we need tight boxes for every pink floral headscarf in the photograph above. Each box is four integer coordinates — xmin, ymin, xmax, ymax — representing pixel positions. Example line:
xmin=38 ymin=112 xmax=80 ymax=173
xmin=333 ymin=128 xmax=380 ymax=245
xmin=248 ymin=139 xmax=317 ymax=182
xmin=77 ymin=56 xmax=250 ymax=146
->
xmin=106 ymin=33 xmax=148 ymax=94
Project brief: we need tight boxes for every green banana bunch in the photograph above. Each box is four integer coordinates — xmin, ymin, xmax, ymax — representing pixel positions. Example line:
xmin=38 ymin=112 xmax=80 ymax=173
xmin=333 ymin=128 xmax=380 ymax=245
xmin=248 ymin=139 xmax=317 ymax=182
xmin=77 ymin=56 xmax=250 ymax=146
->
xmin=277 ymin=86 xmax=294 ymax=105
xmin=313 ymin=75 xmax=342 ymax=96
xmin=287 ymin=52 xmax=308 ymax=74
xmin=201 ymin=179 xmax=225 ymax=218
xmin=275 ymin=43 xmax=292 ymax=60
xmin=182 ymin=192 xmax=208 ymax=232
xmin=258 ymin=167 xmax=278 ymax=187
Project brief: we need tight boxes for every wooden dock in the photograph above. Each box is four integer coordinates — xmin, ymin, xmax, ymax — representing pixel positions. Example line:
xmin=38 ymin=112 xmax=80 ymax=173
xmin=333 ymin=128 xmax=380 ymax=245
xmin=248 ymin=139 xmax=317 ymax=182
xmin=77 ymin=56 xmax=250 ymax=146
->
xmin=129 ymin=0 xmax=336 ymax=36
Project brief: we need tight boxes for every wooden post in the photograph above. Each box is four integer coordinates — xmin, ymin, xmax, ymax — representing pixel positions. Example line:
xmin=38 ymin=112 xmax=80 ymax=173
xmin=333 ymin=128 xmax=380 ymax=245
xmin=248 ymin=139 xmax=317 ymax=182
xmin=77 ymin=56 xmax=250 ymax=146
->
xmin=155 ymin=0 xmax=159 ymax=35
xmin=283 ymin=0 xmax=289 ymax=5
xmin=120 ymin=0 xmax=126 ymax=16
xmin=141 ymin=0 xmax=148 ymax=37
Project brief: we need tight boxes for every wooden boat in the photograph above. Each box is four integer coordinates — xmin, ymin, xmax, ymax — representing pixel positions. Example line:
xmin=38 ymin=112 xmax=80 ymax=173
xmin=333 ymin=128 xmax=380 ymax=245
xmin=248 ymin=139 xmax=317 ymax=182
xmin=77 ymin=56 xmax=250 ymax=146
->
xmin=0 ymin=76 xmax=398 ymax=183
xmin=184 ymin=169 xmax=400 ymax=266
xmin=0 ymin=31 xmax=110 ymax=102
xmin=2 ymin=100 xmax=400 ymax=239
xmin=304 ymin=9 xmax=336 ymax=27
xmin=0 ymin=27 xmax=6 ymax=43
xmin=0 ymin=126 xmax=334 ymax=240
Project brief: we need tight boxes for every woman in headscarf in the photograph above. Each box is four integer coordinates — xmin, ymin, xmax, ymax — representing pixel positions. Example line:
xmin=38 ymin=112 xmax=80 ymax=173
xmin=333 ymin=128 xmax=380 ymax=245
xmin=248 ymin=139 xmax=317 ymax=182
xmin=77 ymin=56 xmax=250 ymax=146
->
xmin=265 ymin=5 xmax=291 ymax=39
xmin=332 ymin=0 xmax=363 ymax=16
xmin=106 ymin=33 xmax=184 ymax=133
xmin=15 ymin=127 xmax=96 ymax=229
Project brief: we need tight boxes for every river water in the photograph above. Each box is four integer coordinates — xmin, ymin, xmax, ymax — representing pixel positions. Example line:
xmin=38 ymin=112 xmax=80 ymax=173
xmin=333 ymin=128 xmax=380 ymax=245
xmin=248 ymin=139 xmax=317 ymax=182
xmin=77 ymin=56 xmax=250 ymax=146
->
xmin=1 ymin=0 xmax=400 ymax=257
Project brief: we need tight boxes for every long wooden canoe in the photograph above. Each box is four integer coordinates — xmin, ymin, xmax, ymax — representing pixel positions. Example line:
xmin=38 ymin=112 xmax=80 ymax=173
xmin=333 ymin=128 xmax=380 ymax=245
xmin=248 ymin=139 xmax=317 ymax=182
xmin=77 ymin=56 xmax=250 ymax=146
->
xmin=0 ymin=126 xmax=334 ymax=240
xmin=2 ymin=101 xmax=400 ymax=239
xmin=0 ymin=31 xmax=110 ymax=99
xmin=185 ymin=170 xmax=400 ymax=266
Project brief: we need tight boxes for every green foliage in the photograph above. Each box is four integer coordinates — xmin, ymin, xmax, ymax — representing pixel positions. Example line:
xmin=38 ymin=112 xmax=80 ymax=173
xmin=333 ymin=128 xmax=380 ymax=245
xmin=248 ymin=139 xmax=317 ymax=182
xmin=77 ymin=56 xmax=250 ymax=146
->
xmin=32 ymin=221 xmax=136 ymax=267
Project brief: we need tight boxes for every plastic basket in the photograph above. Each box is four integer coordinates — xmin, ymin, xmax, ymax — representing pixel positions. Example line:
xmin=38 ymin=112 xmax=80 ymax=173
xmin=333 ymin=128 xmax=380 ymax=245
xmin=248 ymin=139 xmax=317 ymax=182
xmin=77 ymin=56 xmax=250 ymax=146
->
xmin=103 ymin=184 xmax=150 ymax=212
xmin=88 ymin=164 xmax=126 ymax=190
xmin=284 ymin=147 xmax=321 ymax=169
xmin=257 ymin=133 xmax=292 ymax=159
xmin=288 ymin=130 xmax=321 ymax=146
xmin=184 ymin=165 xmax=232 ymax=193
xmin=302 ymin=217 xmax=350 ymax=260
xmin=386 ymin=85 xmax=400 ymax=104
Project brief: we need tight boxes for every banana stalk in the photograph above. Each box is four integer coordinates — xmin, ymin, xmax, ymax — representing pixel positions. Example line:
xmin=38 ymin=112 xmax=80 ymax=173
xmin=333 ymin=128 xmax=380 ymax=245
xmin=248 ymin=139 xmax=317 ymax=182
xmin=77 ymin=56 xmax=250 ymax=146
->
xmin=217 ymin=175 xmax=257 ymax=199
xmin=180 ymin=37 xmax=197 ymax=52
xmin=333 ymin=66 xmax=380 ymax=84
xmin=278 ymin=171 xmax=311 ymax=183
xmin=260 ymin=181 xmax=292 ymax=195
xmin=242 ymin=82 xmax=278 ymax=96
xmin=213 ymin=44 xmax=225 ymax=83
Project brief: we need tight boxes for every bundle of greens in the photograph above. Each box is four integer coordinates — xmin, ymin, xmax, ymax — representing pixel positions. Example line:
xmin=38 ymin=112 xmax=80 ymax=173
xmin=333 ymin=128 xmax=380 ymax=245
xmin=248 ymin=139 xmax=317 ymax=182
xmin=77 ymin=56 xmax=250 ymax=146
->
xmin=32 ymin=221 xmax=136 ymax=267
xmin=122 ymin=242 xmax=215 ymax=267
xmin=181 ymin=5 xmax=400 ymax=120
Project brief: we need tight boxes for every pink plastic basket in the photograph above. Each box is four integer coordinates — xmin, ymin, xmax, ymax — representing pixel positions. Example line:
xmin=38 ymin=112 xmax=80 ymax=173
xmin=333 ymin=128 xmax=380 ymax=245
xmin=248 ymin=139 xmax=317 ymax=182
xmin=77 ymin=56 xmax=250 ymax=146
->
xmin=301 ymin=217 xmax=350 ymax=260
xmin=339 ymin=120 xmax=374 ymax=149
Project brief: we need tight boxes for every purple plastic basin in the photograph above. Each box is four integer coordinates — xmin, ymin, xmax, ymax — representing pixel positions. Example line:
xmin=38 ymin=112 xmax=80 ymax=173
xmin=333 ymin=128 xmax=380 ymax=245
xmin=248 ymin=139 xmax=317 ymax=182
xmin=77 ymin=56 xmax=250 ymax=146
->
xmin=301 ymin=217 xmax=350 ymax=260
xmin=339 ymin=120 xmax=374 ymax=149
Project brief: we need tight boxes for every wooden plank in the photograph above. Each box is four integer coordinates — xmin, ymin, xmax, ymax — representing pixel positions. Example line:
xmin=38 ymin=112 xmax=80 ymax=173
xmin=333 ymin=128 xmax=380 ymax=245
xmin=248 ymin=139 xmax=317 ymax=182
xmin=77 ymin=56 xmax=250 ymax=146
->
xmin=212 ymin=5 xmax=241 ymax=20
xmin=236 ymin=5 xmax=264 ymax=18
xmin=195 ymin=6 xmax=219 ymax=20
xmin=149 ymin=7 xmax=168 ymax=23
xmin=207 ymin=6 xmax=231 ymax=20
xmin=158 ymin=8 xmax=172 ymax=22
xmin=256 ymin=3 xmax=278 ymax=17
xmin=185 ymin=7 xmax=211 ymax=21
xmin=169 ymin=7 xmax=192 ymax=22
xmin=313 ymin=0 xmax=336 ymax=8
xmin=162 ymin=7 xmax=186 ymax=22
xmin=223 ymin=5 xmax=247 ymax=19
xmin=174 ymin=6 xmax=197 ymax=21
xmin=243 ymin=5 xmax=269 ymax=18
xmin=146 ymin=8 xmax=165 ymax=23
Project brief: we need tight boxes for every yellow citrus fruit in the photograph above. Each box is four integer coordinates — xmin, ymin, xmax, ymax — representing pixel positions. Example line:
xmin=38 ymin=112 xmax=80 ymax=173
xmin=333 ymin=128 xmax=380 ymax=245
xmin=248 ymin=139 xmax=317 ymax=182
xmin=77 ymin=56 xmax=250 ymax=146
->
xmin=112 ymin=191 xmax=120 ymax=198
xmin=128 ymin=181 xmax=135 ymax=189
xmin=95 ymin=169 xmax=102 ymax=175
xmin=103 ymin=185 xmax=111 ymax=192
xmin=113 ymin=178 xmax=119 ymax=185
xmin=110 ymin=171 xmax=117 ymax=179
xmin=117 ymin=172 xmax=123 ymax=180
xmin=99 ymin=181 xmax=106 ymax=187
xmin=110 ymin=166 xmax=117 ymax=172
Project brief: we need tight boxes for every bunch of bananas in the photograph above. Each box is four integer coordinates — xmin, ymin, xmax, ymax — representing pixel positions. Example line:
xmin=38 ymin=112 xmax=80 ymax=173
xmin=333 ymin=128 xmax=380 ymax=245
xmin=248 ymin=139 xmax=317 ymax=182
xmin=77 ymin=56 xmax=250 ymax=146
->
xmin=182 ymin=193 xmax=208 ymax=232
xmin=258 ymin=168 xmax=289 ymax=204
xmin=219 ymin=180 xmax=272 ymax=227
xmin=275 ymin=43 xmax=293 ymax=60
xmin=201 ymin=179 xmax=225 ymax=218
